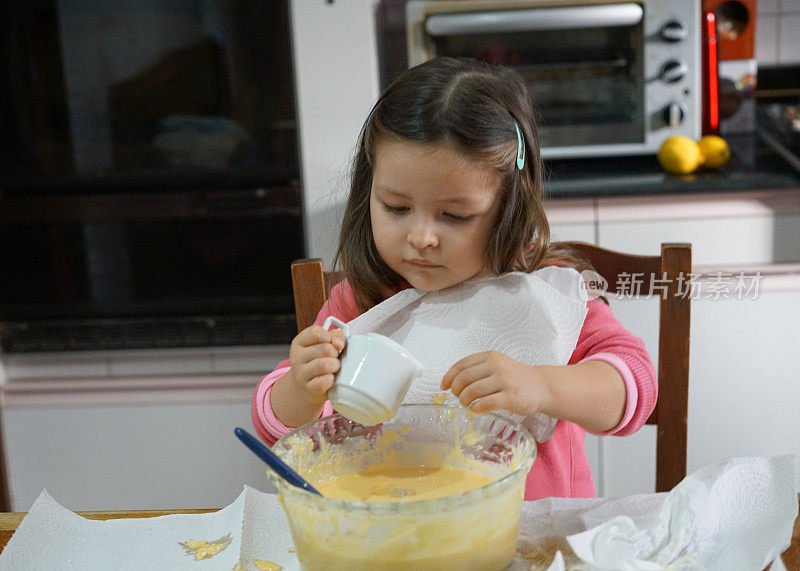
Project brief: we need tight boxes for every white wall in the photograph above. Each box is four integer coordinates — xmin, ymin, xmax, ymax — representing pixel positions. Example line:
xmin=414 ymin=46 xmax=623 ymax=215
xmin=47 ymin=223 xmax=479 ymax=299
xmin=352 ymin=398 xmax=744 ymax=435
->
xmin=290 ymin=0 xmax=380 ymax=264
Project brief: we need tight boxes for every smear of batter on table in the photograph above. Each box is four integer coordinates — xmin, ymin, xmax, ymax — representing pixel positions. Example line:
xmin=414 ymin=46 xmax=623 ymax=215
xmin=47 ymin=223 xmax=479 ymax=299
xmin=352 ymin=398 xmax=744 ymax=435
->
xmin=178 ymin=533 xmax=232 ymax=560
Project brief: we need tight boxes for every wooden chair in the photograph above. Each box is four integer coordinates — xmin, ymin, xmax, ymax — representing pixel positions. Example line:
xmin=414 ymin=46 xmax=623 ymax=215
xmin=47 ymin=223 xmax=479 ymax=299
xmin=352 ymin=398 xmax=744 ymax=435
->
xmin=290 ymin=241 xmax=691 ymax=493
xmin=563 ymin=242 xmax=692 ymax=493
xmin=0 ymin=424 xmax=9 ymax=511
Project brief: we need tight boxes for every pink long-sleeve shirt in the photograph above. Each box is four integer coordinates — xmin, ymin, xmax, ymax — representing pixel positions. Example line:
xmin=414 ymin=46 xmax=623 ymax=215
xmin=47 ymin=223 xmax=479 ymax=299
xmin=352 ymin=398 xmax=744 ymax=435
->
xmin=251 ymin=280 xmax=657 ymax=500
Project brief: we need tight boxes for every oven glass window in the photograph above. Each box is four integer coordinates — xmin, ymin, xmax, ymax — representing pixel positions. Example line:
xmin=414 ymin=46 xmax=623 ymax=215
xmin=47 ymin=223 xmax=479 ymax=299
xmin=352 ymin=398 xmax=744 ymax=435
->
xmin=1 ymin=1 xmax=297 ymax=180
xmin=0 ymin=191 xmax=303 ymax=320
xmin=0 ymin=1 xmax=303 ymax=350
xmin=432 ymin=24 xmax=645 ymax=149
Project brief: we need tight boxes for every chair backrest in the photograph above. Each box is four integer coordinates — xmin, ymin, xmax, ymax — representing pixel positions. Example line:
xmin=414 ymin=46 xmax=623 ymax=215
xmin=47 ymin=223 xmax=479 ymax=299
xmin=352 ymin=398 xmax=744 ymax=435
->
xmin=0 ymin=425 xmax=9 ymax=510
xmin=290 ymin=241 xmax=691 ymax=493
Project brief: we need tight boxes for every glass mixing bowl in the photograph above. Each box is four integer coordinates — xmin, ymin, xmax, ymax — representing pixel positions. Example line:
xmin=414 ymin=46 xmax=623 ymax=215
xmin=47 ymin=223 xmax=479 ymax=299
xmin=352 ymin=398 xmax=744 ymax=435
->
xmin=268 ymin=404 xmax=536 ymax=570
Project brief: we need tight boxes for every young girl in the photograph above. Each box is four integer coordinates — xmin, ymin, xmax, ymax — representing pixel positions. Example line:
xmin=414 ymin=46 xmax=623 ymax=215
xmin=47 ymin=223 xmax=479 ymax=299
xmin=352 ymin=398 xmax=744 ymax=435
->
xmin=252 ymin=57 xmax=656 ymax=500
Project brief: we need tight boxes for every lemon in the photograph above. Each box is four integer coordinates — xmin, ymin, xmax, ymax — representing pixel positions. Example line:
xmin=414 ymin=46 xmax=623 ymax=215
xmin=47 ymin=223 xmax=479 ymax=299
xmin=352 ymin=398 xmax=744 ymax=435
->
xmin=697 ymin=135 xmax=731 ymax=169
xmin=657 ymin=136 xmax=704 ymax=174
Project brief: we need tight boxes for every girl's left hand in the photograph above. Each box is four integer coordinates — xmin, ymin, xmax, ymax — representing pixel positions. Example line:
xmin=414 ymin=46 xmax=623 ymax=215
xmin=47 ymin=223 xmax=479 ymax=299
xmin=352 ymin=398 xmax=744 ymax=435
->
xmin=441 ymin=351 xmax=549 ymax=416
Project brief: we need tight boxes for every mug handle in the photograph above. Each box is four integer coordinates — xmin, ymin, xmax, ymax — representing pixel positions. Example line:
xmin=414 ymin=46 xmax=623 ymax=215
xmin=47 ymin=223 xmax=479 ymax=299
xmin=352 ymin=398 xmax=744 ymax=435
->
xmin=322 ymin=316 xmax=350 ymax=339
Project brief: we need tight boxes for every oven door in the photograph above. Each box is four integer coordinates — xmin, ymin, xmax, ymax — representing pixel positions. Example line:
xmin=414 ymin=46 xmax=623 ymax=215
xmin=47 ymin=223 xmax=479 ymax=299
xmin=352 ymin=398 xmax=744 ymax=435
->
xmin=407 ymin=2 xmax=648 ymax=158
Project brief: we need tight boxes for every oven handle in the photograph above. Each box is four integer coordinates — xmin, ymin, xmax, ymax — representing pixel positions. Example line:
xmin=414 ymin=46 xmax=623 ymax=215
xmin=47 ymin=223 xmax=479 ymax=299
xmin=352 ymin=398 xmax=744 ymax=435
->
xmin=425 ymin=3 xmax=643 ymax=36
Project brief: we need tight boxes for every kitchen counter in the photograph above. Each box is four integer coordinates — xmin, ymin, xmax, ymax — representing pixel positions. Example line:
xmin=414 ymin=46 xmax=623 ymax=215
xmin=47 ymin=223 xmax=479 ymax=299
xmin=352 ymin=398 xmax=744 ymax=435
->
xmin=544 ymin=124 xmax=800 ymax=200
xmin=544 ymin=102 xmax=800 ymax=199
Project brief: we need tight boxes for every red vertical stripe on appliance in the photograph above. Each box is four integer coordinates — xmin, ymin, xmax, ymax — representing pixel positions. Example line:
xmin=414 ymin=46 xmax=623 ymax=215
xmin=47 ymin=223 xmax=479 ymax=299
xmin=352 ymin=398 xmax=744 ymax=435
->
xmin=706 ymin=11 xmax=719 ymax=130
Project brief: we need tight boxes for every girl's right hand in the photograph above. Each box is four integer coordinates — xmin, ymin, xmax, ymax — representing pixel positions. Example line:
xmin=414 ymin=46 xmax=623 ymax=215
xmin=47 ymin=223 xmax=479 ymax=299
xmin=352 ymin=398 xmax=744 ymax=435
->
xmin=286 ymin=325 xmax=347 ymax=405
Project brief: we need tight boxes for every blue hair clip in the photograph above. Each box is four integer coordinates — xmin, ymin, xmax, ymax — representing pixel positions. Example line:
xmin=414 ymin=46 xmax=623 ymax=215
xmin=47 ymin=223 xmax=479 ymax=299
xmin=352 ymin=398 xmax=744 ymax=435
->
xmin=514 ymin=121 xmax=525 ymax=170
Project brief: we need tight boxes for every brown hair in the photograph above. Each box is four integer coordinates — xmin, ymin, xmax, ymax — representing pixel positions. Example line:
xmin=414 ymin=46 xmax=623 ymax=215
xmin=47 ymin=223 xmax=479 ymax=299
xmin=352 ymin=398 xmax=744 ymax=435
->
xmin=335 ymin=57 xmax=589 ymax=311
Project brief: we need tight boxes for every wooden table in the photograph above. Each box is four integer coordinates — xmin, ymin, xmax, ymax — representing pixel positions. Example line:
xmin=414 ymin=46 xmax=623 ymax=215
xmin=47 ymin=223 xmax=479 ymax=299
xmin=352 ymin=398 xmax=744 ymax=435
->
xmin=0 ymin=501 xmax=798 ymax=568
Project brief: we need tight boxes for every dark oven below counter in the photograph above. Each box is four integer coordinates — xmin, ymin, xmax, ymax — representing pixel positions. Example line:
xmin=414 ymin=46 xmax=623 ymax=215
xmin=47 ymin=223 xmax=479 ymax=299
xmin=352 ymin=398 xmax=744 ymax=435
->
xmin=0 ymin=184 xmax=304 ymax=353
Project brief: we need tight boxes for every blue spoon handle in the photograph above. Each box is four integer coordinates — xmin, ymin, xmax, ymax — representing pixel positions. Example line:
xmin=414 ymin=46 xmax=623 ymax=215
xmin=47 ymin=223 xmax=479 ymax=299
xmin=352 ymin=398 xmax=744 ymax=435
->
xmin=234 ymin=427 xmax=322 ymax=496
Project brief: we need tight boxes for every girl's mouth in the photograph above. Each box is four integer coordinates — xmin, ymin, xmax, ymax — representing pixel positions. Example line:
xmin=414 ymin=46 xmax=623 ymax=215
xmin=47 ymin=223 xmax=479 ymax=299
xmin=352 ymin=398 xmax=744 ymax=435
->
xmin=407 ymin=258 xmax=440 ymax=268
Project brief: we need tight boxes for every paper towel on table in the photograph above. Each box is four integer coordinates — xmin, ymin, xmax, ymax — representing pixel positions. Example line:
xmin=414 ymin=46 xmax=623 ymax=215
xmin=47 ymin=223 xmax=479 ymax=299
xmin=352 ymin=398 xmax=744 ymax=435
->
xmin=345 ymin=266 xmax=588 ymax=441
xmin=0 ymin=486 xmax=300 ymax=571
xmin=513 ymin=455 xmax=799 ymax=571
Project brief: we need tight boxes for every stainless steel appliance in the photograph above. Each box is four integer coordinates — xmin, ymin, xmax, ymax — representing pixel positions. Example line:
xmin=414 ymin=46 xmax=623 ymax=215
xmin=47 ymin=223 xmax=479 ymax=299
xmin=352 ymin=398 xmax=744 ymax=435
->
xmin=406 ymin=0 xmax=701 ymax=158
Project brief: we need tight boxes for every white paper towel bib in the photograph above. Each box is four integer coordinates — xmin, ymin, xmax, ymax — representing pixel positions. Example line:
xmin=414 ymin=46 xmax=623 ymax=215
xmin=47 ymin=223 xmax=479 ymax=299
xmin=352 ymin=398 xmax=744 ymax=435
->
xmin=344 ymin=266 xmax=588 ymax=442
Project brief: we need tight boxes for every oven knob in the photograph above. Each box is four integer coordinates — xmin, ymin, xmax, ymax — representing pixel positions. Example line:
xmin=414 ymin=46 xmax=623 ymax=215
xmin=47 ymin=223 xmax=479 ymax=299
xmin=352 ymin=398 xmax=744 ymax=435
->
xmin=660 ymin=20 xmax=688 ymax=42
xmin=662 ymin=102 xmax=687 ymax=127
xmin=659 ymin=60 xmax=689 ymax=83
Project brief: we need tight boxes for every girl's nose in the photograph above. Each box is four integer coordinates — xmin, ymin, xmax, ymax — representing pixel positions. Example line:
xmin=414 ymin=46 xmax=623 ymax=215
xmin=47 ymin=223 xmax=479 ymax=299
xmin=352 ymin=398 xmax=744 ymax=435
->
xmin=407 ymin=219 xmax=438 ymax=249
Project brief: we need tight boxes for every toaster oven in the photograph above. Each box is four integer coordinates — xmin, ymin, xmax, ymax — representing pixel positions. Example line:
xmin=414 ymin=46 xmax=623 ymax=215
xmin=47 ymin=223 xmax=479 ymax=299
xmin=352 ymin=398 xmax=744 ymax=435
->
xmin=407 ymin=0 xmax=702 ymax=158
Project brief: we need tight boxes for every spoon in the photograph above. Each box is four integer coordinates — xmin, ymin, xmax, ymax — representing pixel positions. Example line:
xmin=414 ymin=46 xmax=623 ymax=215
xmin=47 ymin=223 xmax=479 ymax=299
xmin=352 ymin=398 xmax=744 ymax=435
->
xmin=234 ymin=427 xmax=322 ymax=496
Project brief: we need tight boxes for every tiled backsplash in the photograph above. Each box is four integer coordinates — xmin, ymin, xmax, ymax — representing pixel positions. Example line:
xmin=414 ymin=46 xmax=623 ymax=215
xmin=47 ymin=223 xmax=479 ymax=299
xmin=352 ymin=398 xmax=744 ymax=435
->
xmin=757 ymin=0 xmax=800 ymax=65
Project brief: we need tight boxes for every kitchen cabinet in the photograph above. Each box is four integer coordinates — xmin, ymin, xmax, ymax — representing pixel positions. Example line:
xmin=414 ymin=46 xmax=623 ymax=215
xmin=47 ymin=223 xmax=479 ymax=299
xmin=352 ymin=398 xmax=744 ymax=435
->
xmin=547 ymin=197 xmax=597 ymax=245
xmin=545 ymin=189 xmax=800 ymax=495
xmin=0 ymin=347 xmax=286 ymax=511
xmin=555 ymin=189 xmax=800 ymax=495
xmin=602 ymin=284 xmax=800 ymax=496
xmin=595 ymin=190 xmax=800 ymax=266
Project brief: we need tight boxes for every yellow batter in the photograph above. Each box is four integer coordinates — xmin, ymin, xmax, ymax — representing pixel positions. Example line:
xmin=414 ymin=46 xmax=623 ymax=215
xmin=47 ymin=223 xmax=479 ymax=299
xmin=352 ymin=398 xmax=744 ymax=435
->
xmin=275 ymin=406 xmax=535 ymax=570
xmin=315 ymin=464 xmax=492 ymax=502
xmin=178 ymin=533 xmax=232 ymax=561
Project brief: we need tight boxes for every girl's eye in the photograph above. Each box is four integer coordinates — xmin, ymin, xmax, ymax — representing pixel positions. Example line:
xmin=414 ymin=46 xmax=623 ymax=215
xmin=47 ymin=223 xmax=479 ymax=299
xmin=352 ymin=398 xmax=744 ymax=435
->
xmin=443 ymin=212 xmax=474 ymax=223
xmin=381 ymin=203 xmax=408 ymax=215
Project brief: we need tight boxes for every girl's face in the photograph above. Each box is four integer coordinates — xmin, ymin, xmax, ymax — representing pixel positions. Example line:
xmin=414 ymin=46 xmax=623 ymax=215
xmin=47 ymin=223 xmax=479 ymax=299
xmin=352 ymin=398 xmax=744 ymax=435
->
xmin=369 ymin=139 xmax=503 ymax=292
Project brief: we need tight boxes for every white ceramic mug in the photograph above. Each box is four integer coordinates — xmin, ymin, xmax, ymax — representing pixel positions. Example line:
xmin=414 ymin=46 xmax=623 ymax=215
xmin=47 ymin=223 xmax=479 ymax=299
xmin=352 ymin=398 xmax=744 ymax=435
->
xmin=323 ymin=316 xmax=424 ymax=426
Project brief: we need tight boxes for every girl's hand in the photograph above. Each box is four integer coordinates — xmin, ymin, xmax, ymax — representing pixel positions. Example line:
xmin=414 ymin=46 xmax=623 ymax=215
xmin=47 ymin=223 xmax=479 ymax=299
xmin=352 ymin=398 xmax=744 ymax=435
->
xmin=442 ymin=353 xmax=628 ymax=433
xmin=441 ymin=351 xmax=549 ymax=416
xmin=286 ymin=325 xmax=347 ymax=406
